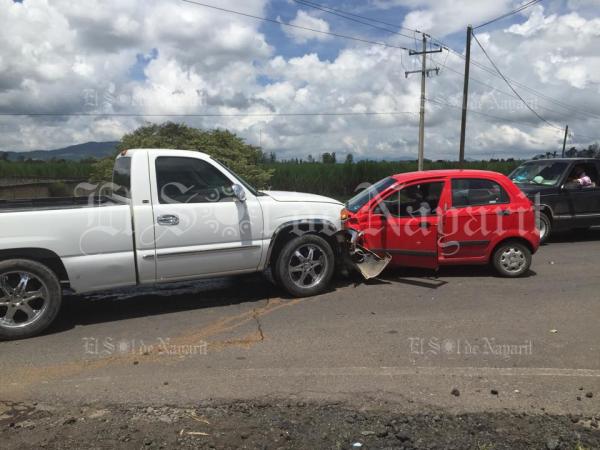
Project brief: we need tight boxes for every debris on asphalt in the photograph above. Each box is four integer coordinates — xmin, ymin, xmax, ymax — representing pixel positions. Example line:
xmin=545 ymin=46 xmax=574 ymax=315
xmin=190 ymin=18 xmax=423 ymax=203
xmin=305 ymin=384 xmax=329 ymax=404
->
xmin=186 ymin=431 xmax=209 ymax=436
xmin=549 ymin=329 xmax=558 ymax=334
xmin=491 ymin=389 xmax=499 ymax=396
xmin=545 ymin=437 xmax=559 ymax=450
xmin=451 ymin=388 xmax=460 ymax=397
xmin=2 ymin=400 xmax=600 ymax=449
xmin=585 ymin=392 xmax=593 ymax=398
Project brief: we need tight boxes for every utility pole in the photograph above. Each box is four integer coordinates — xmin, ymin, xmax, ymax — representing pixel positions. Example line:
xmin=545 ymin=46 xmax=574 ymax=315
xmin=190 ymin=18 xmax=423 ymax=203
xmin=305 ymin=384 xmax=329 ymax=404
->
xmin=405 ymin=34 xmax=442 ymax=171
xmin=561 ymin=124 xmax=568 ymax=157
xmin=459 ymin=25 xmax=473 ymax=166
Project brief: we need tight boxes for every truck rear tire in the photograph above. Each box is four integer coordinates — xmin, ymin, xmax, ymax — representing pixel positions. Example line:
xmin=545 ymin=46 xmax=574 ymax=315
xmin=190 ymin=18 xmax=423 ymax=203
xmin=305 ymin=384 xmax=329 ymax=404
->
xmin=492 ymin=241 xmax=532 ymax=278
xmin=538 ymin=212 xmax=551 ymax=244
xmin=275 ymin=234 xmax=335 ymax=297
xmin=0 ymin=259 xmax=62 ymax=340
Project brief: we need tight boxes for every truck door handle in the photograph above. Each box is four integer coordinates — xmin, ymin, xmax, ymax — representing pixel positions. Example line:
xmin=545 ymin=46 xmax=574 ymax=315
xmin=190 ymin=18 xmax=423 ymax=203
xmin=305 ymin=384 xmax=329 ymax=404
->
xmin=497 ymin=210 xmax=512 ymax=216
xmin=157 ymin=214 xmax=180 ymax=226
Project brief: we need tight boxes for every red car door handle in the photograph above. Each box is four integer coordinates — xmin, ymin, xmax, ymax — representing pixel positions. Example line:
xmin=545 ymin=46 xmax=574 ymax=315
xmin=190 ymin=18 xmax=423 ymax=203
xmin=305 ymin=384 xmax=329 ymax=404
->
xmin=497 ymin=210 xmax=512 ymax=216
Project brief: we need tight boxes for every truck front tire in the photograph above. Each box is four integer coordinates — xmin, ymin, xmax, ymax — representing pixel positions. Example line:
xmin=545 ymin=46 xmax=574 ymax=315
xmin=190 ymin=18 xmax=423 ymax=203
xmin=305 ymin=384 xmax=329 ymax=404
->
xmin=275 ymin=234 xmax=335 ymax=297
xmin=0 ymin=259 xmax=62 ymax=340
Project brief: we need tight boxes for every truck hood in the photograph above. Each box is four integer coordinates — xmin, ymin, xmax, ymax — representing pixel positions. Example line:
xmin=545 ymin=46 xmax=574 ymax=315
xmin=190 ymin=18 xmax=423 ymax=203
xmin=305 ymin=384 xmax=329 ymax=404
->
xmin=263 ymin=190 xmax=342 ymax=205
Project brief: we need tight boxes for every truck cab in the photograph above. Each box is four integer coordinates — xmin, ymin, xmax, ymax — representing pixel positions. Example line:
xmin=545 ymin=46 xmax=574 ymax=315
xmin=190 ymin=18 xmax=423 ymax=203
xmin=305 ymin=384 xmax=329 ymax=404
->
xmin=0 ymin=149 xmax=343 ymax=339
xmin=509 ymin=158 xmax=600 ymax=242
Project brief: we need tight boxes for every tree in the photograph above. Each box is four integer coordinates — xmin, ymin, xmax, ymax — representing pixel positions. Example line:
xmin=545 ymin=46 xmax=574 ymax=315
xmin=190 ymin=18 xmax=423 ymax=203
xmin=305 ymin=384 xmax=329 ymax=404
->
xmin=345 ymin=154 xmax=354 ymax=164
xmin=90 ymin=122 xmax=274 ymax=187
xmin=321 ymin=152 xmax=337 ymax=164
xmin=565 ymin=147 xmax=578 ymax=158
xmin=0 ymin=152 xmax=8 ymax=162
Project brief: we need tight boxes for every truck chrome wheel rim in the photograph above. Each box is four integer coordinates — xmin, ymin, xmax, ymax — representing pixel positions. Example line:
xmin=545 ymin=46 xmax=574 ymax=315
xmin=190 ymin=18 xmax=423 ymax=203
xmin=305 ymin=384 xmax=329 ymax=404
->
xmin=499 ymin=248 xmax=526 ymax=273
xmin=288 ymin=244 xmax=328 ymax=289
xmin=0 ymin=271 xmax=49 ymax=329
xmin=538 ymin=219 xmax=547 ymax=240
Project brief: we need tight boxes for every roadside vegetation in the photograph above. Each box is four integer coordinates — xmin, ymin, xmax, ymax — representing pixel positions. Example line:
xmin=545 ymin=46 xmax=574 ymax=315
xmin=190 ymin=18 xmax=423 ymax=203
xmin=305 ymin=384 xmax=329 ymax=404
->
xmin=0 ymin=159 xmax=94 ymax=180
xmin=264 ymin=158 xmax=521 ymax=199
xmin=2 ymin=122 xmax=599 ymax=199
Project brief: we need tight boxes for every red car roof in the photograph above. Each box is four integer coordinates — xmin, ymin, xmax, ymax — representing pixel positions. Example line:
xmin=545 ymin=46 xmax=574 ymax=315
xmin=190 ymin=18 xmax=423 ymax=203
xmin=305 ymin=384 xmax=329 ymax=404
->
xmin=391 ymin=169 xmax=506 ymax=184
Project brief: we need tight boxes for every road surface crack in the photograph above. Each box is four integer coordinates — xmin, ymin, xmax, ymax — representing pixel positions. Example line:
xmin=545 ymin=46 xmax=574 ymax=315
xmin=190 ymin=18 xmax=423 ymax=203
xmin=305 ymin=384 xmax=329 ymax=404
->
xmin=253 ymin=308 xmax=265 ymax=342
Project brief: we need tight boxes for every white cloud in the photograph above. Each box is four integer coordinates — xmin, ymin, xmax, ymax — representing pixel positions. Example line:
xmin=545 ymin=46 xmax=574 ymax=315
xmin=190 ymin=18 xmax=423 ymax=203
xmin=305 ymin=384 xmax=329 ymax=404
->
xmin=282 ymin=10 xmax=332 ymax=44
xmin=0 ymin=0 xmax=598 ymax=161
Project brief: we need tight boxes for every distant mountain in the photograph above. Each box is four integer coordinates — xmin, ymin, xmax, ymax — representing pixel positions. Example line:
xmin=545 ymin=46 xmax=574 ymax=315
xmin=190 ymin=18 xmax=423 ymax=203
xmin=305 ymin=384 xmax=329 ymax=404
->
xmin=3 ymin=141 xmax=118 ymax=161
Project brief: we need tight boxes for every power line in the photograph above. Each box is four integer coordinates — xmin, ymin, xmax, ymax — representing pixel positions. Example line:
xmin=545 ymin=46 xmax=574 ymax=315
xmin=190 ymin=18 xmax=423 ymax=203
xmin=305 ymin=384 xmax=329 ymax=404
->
xmin=291 ymin=0 xmax=416 ymax=41
xmin=179 ymin=0 xmax=411 ymax=51
xmin=425 ymin=97 xmax=559 ymax=133
xmin=474 ymin=0 xmax=543 ymax=30
xmin=431 ymin=56 xmax=600 ymax=124
xmin=440 ymin=45 xmax=600 ymax=121
xmin=471 ymin=32 xmax=562 ymax=131
xmin=0 ymin=111 xmax=418 ymax=118
xmin=290 ymin=0 xmax=420 ymax=34
xmin=302 ymin=0 xmax=600 ymax=125
xmin=287 ymin=0 xmax=600 ymax=123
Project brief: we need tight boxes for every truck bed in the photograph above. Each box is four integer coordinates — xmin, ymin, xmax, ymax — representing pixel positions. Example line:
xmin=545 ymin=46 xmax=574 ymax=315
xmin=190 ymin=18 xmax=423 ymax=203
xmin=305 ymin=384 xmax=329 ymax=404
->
xmin=0 ymin=196 xmax=122 ymax=213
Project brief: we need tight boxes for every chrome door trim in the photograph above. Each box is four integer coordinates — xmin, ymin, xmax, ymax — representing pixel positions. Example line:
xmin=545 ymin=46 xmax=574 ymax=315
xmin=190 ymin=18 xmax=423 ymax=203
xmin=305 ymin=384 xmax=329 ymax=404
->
xmin=156 ymin=245 xmax=261 ymax=259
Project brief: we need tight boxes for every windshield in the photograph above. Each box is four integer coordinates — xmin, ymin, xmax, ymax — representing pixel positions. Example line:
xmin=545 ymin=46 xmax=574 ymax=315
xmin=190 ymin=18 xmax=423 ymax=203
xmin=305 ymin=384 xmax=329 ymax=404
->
xmin=346 ymin=176 xmax=396 ymax=213
xmin=509 ymin=161 xmax=569 ymax=186
xmin=210 ymin=158 xmax=263 ymax=196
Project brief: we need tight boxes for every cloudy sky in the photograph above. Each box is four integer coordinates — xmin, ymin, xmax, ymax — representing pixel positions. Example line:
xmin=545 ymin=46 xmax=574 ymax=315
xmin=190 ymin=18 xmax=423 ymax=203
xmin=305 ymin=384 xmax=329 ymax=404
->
xmin=1 ymin=0 xmax=599 ymax=160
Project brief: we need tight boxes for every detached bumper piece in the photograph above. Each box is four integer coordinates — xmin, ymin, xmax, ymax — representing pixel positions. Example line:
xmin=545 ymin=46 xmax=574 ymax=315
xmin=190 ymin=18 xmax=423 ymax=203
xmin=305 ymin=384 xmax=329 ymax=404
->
xmin=338 ymin=229 xmax=391 ymax=279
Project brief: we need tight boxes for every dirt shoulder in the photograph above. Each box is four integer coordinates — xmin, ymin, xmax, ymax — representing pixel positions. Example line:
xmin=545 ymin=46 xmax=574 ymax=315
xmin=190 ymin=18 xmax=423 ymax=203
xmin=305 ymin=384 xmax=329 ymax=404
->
xmin=1 ymin=399 xmax=599 ymax=450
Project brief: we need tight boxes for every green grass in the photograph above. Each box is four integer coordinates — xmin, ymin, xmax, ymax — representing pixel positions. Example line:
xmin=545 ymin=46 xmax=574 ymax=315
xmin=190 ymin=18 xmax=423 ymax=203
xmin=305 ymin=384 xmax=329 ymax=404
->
xmin=0 ymin=161 xmax=93 ymax=180
xmin=265 ymin=160 xmax=521 ymax=199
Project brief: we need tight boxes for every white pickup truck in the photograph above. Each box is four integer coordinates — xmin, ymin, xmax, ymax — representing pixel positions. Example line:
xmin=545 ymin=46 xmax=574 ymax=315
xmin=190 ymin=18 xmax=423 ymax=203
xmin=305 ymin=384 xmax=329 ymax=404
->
xmin=0 ymin=149 xmax=345 ymax=340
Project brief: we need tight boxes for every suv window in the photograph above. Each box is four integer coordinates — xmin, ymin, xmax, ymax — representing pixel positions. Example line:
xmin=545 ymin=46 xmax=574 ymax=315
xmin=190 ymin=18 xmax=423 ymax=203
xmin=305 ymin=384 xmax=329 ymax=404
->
xmin=379 ymin=181 xmax=444 ymax=217
xmin=112 ymin=157 xmax=131 ymax=199
xmin=510 ymin=161 xmax=568 ymax=186
xmin=452 ymin=178 xmax=509 ymax=207
xmin=564 ymin=162 xmax=599 ymax=189
xmin=155 ymin=157 xmax=233 ymax=204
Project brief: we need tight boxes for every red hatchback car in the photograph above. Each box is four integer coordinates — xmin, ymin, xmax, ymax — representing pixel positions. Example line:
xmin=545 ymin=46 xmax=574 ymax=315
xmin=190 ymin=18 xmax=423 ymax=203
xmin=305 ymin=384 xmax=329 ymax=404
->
xmin=342 ymin=170 xmax=540 ymax=277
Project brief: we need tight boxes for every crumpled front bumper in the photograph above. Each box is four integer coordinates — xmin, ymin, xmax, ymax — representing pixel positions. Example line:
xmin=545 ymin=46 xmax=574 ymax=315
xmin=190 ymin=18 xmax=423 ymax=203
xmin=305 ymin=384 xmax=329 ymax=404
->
xmin=336 ymin=229 xmax=391 ymax=279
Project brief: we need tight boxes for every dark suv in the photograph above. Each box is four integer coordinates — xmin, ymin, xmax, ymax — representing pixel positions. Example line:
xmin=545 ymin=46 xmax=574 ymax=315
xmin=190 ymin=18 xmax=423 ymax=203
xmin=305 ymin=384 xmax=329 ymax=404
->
xmin=509 ymin=158 xmax=600 ymax=242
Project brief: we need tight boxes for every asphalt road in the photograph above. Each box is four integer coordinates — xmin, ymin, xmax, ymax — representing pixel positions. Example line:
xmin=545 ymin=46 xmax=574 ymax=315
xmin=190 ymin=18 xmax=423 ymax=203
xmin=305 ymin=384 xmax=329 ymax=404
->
xmin=1 ymin=229 xmax=599 ymax=416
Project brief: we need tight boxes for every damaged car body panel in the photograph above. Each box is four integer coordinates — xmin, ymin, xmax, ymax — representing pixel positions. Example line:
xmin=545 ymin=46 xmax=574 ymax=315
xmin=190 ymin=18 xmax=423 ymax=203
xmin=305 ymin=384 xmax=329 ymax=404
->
xmin=338 ymin=229 xmax=392 ymax=279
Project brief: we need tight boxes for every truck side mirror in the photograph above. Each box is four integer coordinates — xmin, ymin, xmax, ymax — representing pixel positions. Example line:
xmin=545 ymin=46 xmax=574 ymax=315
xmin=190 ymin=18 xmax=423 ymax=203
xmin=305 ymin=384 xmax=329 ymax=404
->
xmin=232 ymin=184 xmax=246 ymax=202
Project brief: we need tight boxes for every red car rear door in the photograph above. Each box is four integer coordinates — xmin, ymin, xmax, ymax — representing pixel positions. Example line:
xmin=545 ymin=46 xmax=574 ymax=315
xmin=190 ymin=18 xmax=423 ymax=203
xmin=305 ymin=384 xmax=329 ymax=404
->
xmin=362 ymin=180 xmax=447 ymax=269
xmin=441 ymin=177 xmax=512 ymax=259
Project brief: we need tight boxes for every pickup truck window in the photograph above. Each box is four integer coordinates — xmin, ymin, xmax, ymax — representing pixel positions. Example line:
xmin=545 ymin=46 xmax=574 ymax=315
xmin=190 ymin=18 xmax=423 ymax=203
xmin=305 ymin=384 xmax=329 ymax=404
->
xmin=379 ymin=181 xmax=444 ymax=217
xmin=451 ymin=178 xmax=509 ymax=207
xmin=112 ymin=157 xmax=131 ymax=199
xmin=156 ymin=156 xmax=234 ymax=204
xmin=510 ymin=161 xmax=568 ymax=186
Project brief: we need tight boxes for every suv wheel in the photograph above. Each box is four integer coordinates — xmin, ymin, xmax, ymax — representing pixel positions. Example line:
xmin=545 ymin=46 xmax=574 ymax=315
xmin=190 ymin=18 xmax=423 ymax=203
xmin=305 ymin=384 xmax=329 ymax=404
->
xmin=492 ymin=242 xmax=532 ymax=278
xmin=275 ymin=235 xmax=335 ymax=297
xmin=0 ymin=259 xmax=62 ymax=340
xmin=538 ymin=212 xmax=551 ymax=244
